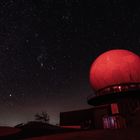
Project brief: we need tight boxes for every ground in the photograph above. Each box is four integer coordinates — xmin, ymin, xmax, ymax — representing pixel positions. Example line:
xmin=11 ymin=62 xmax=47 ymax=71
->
xmin=24 ymin=128 xmax=140 ymax=140
xmin=0 ymin=127 xmax=20 ymax=137
xmin=1 ymin=126 xmax=140 ymax=140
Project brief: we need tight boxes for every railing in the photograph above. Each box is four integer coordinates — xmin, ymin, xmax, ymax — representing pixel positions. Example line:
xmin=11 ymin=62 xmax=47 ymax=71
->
xmin=87 ymin=83 xmax=140 ymax=100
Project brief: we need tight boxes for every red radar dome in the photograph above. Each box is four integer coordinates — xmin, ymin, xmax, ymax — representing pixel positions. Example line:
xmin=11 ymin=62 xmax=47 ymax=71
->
xmin=90 ymin=49 xmax=140 ymax=91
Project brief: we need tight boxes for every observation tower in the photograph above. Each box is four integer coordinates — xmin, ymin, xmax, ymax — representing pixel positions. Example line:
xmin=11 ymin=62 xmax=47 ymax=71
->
xmin=88 ymin=49 xmax=140 ymax=127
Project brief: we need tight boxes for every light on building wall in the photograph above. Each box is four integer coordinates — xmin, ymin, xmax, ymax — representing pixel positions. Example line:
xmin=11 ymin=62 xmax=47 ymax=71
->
xmin=111 ymin=103 xmax=119 ymax=114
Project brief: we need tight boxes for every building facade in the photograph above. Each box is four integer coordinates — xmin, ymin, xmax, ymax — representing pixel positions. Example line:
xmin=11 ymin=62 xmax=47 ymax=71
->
xmin=60 ymin=50 xmax=140 ymax=129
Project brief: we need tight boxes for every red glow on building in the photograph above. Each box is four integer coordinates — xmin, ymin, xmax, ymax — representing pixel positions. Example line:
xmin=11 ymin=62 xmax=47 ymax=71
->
xmin=103 ymin=115 xmax=126 ymax=129
xmin=88 ymin=49 xmax=140 ymax=129
xmin=60 ymin=50 xmax=140 ymax=130
xmin=111 ymin=103 xmax=119 ymax=114
xmin=60 ymin=125 xmax=81 ymax=129
xmin=90 ymin=49 xmax=140 ymax=92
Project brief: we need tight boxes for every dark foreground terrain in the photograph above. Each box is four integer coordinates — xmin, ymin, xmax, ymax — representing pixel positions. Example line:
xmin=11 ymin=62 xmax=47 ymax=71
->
xmin=24 ymin=128 xmax=140 ymax=140
xmin=1 ymin=126 xmax=140 ymax=140
xmin=0 ymin=122 xmax=80 ymax=140
xmin=1 ymin=121 xmax=140 ymax=140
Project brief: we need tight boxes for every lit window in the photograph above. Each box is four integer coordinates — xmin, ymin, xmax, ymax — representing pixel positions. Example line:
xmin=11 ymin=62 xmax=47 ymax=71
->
xmin=118 ymin=86 xmax=121 ymax=91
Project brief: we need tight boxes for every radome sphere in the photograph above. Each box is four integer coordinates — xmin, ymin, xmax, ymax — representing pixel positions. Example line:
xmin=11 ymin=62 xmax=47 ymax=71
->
xmin=90 ymin=49 xmax=140 ymax=91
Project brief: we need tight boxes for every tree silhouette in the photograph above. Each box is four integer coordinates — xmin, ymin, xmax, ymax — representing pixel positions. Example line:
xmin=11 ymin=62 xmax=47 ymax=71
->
xmin=35 ymin=111 xmax=50 ymax=123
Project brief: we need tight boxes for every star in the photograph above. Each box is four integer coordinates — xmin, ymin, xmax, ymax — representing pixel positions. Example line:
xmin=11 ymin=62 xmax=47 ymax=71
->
xmin=40 ymin=62 xmax=44 ymax=67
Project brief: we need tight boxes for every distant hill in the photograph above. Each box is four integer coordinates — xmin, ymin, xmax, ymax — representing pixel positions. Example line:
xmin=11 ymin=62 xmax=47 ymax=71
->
xmin=15 ymin=121 xmax=60 ymax=130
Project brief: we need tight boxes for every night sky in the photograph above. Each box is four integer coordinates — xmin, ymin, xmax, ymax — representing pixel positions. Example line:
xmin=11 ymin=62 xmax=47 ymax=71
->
xmin=0 ymin=0 xmax=140 ymax=126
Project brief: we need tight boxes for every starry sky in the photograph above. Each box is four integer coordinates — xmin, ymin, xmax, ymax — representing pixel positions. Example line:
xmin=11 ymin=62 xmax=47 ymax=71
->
xmin=0 ymin=0 xmax=140 ymax=126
